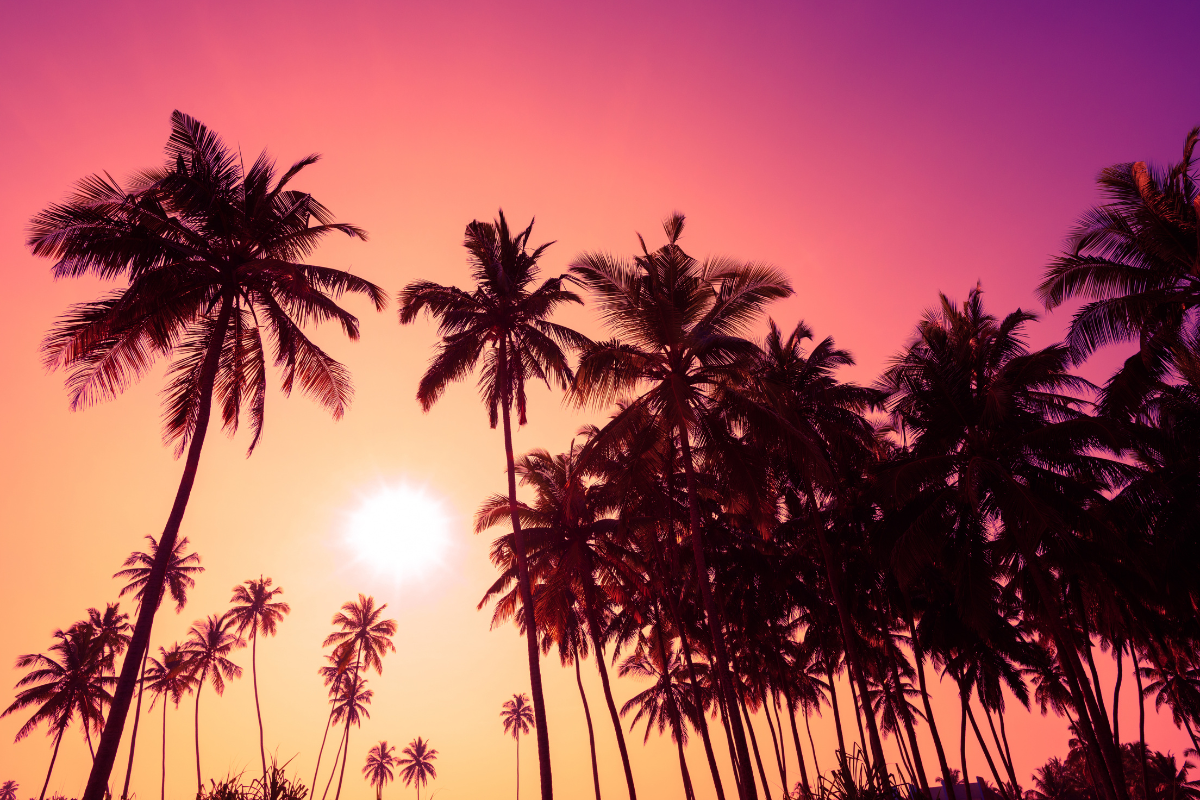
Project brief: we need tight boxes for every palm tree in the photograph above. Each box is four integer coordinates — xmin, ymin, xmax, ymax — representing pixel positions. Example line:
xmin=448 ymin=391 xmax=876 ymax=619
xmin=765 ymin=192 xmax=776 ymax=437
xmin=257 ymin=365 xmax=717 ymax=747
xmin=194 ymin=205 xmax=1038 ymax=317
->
xmin=2 ymin=624 xmax=115 ymax=800
xmin=362 ymin=741 xmax=397 ymax=800
xmin=570 ymin=212 xmax=792 ymax=800
xmin=113 ymin=534 xmax=202 ymax=800
xmin=182 ymin=613 xmax=243 ymax=792
xmin=227 ymin=576 xmax=291 ymax=779
xmin=502 ymin=693 xmax=535 ymax=800
xmin=399 ymin=210 xmax=588 ymax=800
xmin=143 ymin=644 xmax=192 ymax=800
xmin=398 ymin=737 xmax=438 ymax=800
xmin=321 ymin=595 xmax=396 ymax=800
xmin=1038 ymin=127 xmax=1200 ymax=414
xmin=321 ymin=674 xmax=373 ymax=800
xmin=0 ymin=781 xmax=17 ymax=800
xmin=31 ymin=111 xmax=386 ymax=800
xmin=313 ymin=648 xmax=355 ymax=795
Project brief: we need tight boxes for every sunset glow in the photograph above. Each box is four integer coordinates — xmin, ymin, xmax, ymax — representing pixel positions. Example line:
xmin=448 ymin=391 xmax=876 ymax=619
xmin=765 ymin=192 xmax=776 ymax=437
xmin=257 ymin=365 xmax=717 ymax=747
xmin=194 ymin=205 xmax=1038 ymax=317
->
xmin=345 ymin=485 xmax=451 ymax=583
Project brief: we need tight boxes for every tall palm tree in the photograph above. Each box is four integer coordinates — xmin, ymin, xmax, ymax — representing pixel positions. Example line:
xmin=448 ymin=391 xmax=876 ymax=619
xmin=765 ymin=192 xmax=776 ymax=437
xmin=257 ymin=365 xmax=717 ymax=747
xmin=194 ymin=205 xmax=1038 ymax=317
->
xmin=398 ymin=737 xmax=438 ymax=800
xmin=313 ymin=648 xmax=355 ymax=794
xmin=31 ymin=111 xmax=386 ymax=800
xmin=570 ymin=212 xmax=792 ymax=800
xmin=113 ymin=534 xmax=202 ymax=800
xmin=400 ymin=210 xmax=588 ymax=800
xmin=502 ymin=693 xmax=535 ymax=800
xmin=321 ymin=674 xmax=373 ymax=800
xmin=227 ymin=576 xmax=290 ymax=779
xmin=321 ymin=595 xmax=396 ymax=800
xmin=182 ymin=613 xmax=243 ymax=792
xmin=362 ymin=741 xmax=397 ymax=800
xmin=2 ymin=624 xmax=115 ymax=800
xmin=143 ymin=644 xmax=192 ymax=800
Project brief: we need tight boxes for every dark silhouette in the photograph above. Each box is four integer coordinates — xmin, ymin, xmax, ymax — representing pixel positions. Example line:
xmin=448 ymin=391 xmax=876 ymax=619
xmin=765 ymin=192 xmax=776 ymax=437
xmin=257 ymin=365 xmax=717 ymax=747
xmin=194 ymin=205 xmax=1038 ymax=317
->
xmin=362 ymin=741 xmax=396 ymax=800
xmin=143 ymin=644 xmax=192 ymax=800
xmin=182 ymin=613 xmax=243 ymax=791
xmin=398 ymin=737 xmax=438 ymax=800
xmin=502 ymin=693 xmax=535 ymax=800
xmin=227 ymin=576 xmax=291 ymax=781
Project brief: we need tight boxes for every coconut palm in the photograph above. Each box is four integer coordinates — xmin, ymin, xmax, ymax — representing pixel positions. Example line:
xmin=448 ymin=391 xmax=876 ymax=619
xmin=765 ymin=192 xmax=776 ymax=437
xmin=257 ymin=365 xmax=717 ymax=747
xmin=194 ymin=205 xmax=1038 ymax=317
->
xmin=321 ymin=595 xmax=396 ymax=800
xmin=113 ymin=535 xmax=202 ymax=800
xmin=30 ymin=111 xmax=386 ymax=800
xmin=2 ymin=624 xmax=115 ymax=800
xmin=313 ymin=648 xmax=355 ymax=795
xmin=398 ymin=737 xmax=438 ymax=800
xmin=321 ymin=674 xmax=373 ymax=800
xmin=362 ymin=741 xmax=397 ymax=800
xmin=502 ymin=693 xmax=535 ymax=800
xmin=569 ymin=212 xmax=792 ymax=800
xmin=227 ymin=576 xmax=290 ymax=779
xmin=399 ymin=210 xmax=588 ymax=800
xmin=181 ymin=613 xmax=243 ymax=792
xmin=143 ymin=644 xmax=192 ymax=800
xmin=0 ymin=781 xmax=17 ymax=800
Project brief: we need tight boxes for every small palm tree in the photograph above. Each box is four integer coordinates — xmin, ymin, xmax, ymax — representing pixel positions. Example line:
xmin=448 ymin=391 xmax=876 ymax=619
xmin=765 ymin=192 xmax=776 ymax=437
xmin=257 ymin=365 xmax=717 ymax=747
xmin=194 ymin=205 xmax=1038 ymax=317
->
xmin=182 ymin=613 xmax=243 ymax=792
xmin=113 ymin=535 xmax=202 ymax=800
xmin=321 ymin=674 xmax=373 ymax=800
xmin=362 ymin=741 xmax=397 ymax=800
xmin=401 ymin=210 xmax=589 ymax=800
xmin=143 ymin=644 xmax=192 ymax=800
xmin=227 ymin=576 xmax=291 ymax=779
xmin=502 ymin=693 xmax=535 ymax=800
xmin=398 ymin=738 xmax=438 ymax=800
xmin=312 ymin=649 xmax=355 ymax=795
xmin=0 ymin=781 xmax=17 ymax=800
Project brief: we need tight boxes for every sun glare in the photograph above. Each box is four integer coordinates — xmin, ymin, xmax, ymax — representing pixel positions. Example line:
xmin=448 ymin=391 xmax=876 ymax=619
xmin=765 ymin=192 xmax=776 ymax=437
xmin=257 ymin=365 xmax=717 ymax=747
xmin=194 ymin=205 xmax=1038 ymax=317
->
xmin=345 ymin=484 xmax=452 ymax=583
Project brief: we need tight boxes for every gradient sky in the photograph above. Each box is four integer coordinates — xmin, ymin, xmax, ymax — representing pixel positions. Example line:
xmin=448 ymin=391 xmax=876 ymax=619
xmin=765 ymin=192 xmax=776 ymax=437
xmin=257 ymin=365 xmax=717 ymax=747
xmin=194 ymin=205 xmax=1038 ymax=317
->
xmin=2 ymin=1 xmax=1199 ymax=797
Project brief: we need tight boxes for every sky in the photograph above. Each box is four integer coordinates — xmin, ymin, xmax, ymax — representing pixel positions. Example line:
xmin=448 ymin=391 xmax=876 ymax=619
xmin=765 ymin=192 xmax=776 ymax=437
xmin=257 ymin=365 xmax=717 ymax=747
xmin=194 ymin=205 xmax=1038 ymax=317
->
xmin=1 ymin=0 xmax=1199 ymax=797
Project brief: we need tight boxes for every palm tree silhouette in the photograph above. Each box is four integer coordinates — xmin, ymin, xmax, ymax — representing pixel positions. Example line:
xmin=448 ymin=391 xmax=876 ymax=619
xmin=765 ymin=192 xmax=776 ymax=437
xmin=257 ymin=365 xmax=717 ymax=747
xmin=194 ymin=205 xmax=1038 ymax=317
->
xmin=143 ymin=644 xmax=192 ymax=800
xmin=400 ymin=210 xmax=588 ymax=800
xmin=570 ymin=212 xmax=792 ymax=800
xmin=362 ymin=740 xmax=397 ymax=800
xmin=313 ymin=648 xmax=355 ymax=795
xmin=321 ymin=673 xmax=373 ymax=800
xmin=398 ymin=737 xmax=438 ymax=800
xmin=181 ymin=613 xmax=243 ymax=792
xmin=113 ymin=534 xmax=202 ymax=800
xmin=2 ymin=624 xmax=115 ymax=800
xmin=502 ymin=693 xmax=535 ymax=800
xmin=29 ymin=111 xmax=386 ymax=800
xmin=0 ymin=781 xmax=16 ymax=800
xmin=321 ymin=595 xmax=396 ymax=800
xmin=227 ymin=576 xmax=290 ymax=780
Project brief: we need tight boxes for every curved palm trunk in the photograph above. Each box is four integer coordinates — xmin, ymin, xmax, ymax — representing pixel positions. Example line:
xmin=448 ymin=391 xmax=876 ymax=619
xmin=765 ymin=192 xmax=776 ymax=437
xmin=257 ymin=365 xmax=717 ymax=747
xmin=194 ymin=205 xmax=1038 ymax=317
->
xmin=678 ymin=425 xmax=757 ymax=800
xmin=572 ymin=646 xmax=603 ymax=800
xmin=499 ymin=340 xmax=553 ymax=800
xmin=783 ymin=690 xmax=813 ymax=800
xmin=739 ymin=694 xmax=773 ymax=800
xmin=676 ymin=733 xmax=697 ymax=800
xmin=311 ymin=704 xmax=337 ymax=799
xmin=847 ymin=671 xmax=869 ymax=766
xmin=160 ymin=700 xmax=167 ymax=800
xmin=83 ymin=297 xmax=233 ymax=800
xmin=908 ymin=608 xmax=955 ymax=793
xmin=121 ymin=648 xmax=151 ymax=799
xmin=252 ymin=626 xmax=267 ymax=782
xmin=826 ymin=664 xmax=850 ymax=772
xmin=958 ymin=690 xmax=973 ymax=800
xmin=194 ymin=678 xmax=205 ymax=793
xmin=582 ymin=587 xmax=637 ymax=800
xmin=85 ymin=726 xmax=96 ymax=761
xmin=1134 ymin=650 xmax=1149 ymax=800
xmin=39 ymin=728 xmax=65 ymax=800
xmin=1112 ymin=645 xmax=1123 ymax=748
xmin=803 ymin=710 xmax=820 ymax=781
xmin=981 ymin=703 xmax=1018 ymax=793
xmin=763 ymin=694 xmax=787 ymax=790
xmin=322 ymin=723 xmax=347 ymax=800
xmin=964 ymin=698 xmax=1007 ymax=798
xmin=889 ymin=651 xmax=930 ymax=796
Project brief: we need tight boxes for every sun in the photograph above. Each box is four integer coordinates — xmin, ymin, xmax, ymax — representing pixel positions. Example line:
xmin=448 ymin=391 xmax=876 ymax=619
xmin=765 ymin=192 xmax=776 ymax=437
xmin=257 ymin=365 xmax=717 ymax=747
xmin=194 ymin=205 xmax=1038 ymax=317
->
xmin=345 ymin=484 xmax=452 ymax=582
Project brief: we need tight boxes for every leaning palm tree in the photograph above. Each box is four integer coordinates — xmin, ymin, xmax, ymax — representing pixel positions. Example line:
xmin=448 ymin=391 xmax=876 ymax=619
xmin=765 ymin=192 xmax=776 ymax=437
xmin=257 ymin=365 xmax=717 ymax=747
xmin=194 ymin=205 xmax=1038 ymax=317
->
xmin=502 ymin=693 xmax=535 ymax=800
xmin=181 ymin=613 xmax=243 ymax=792
xmin=321 ymin=595 xmax=396 ymax=800
xmin=2 ymin=625 xmax=115 ymax=800
xmin=400 ymin=210 xmax=589 ymax=800
xmin=569 ymin=212 xmax=792 ymax=800
xmin=321 ymin=674 xmax=373 ymax=800
xmin=31 ymin=111 xmax=386 ymax=800
xmin=362 ymin=741 xmax=397 ymax=800
xmin=143 ymin=644 xmax=192 ymax=800
xmin=113 ymin=535 xmax=203 ymax=800
xmin=227 ymin=576 xmax=290 ymax=780
xmin=398 ymin=737 xmax=438 ymax=800
xmin=313 ymin=648 xmax=355 ymax=795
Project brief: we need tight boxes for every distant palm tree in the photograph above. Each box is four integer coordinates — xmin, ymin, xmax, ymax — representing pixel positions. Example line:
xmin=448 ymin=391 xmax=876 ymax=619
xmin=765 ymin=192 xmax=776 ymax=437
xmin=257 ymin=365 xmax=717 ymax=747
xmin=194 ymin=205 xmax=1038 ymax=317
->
xmin=113 ymin=535 xmax=202 ymax=800
xmin=30 ymin=111 xmax=386 ymax=800
xmin=322 ymin=595 xmax=396 ymax=800
xmin=502 ymin=693 xmax=535 ymax=800
xmin=313 ymin=648 xmax=355 ymax=795
xmin=321 ymin=674 xmax=373 ymax=800
xmin=0 ymin=781 xmax=17 ymax=800
xmin=398 ymin=738 xmax=438 ymax=800
xmin=182 ymin=613 xmax=243 ymax=792
xmin=143 ymin=644 xmax=192 ymax=800
xmin=362 ymin=741 xmax=397 ymax=800
xmin=400 ymin=210 xmax=589 ymax=800
xmin=227 ymin=576 xmax=291 ymax=779
xmin=2 ymin=625 xmax=115 ymax=800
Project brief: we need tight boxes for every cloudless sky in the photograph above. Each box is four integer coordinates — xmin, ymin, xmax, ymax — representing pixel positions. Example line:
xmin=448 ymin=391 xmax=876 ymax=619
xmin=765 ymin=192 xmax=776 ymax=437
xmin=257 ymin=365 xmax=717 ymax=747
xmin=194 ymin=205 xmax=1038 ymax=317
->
xmin=2 ymin=1 xmax=1199 ymax=797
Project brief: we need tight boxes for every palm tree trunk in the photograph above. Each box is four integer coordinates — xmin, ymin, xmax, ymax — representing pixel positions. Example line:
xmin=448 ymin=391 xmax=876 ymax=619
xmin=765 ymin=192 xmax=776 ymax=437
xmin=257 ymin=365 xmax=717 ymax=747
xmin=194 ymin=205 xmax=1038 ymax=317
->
xmin=499 ymin=339 xmax=553 ymax=800
xmin=826 ymin=665 xmax=850 ymax=773
xmin=767 ymin=693 xmax=789 ymax=792
xmin=782 ymin=690 xmax=813 ymax=800
xmin=86 ymin=726 xmax=96 ymax=761
xmin=739 ymin=694 xmax=773 ymax=800
xmin=517 ymin=735 xmax=521 ymax=800
xmin=889 ymin=651 xmax=930 ymax=796
xmin=1113 ymin=644 xmax=1124 ymax=748
xmin=677 ymin=424 xmax=757 ymax=800
xmin=121 ymin=648 xmax=151 ymax=799
xmin=982 ymin=703 xmax=1018 ymax=794
xmin=908 ymin=607 xmax=955 ymax=793
xmin=763 ymin=693 xmax=787 ymax=790
xmin=40 ymin=727 xmax=65 ymax=800
xmin=803 ymin=708 xmax=821 ymax=781
xmin=160 ymin=699 xmax=167 ymax=800
xmin=573 ymin=646 xmax=603 ymax=800
xmin=959 ymin=690 xmax=973 ymax=800
xmin=322 ymin=722 xmax=347 ymax=800
xmin=676 ymin=734 xmax=697 ymax=800
xmin=847 ymin=669 xmax=869 ymax=765
xmin=82 ymin=296 xmax=233 ymax=800
xmin=1134 ymin=648 xmax=1149 ymax=800
xmin=964 ymin=698 xmax=1007 ymax=798
xmin=252 ymin=626 xmax=267 ymax=782
xmin=195 ymin=677 xmax=205 ymax=793
xmin=997 ymin=709 xmax=1017 ymax=792
xmin=583 ymin=588 xmax=637 ymax=800
xmin=334 ymin=712 xmax=352 ymax=800
xmin=717 ymin=684 xmax=745 ymax=793
xmin=311 ymin=703 xmax=337 ymax=800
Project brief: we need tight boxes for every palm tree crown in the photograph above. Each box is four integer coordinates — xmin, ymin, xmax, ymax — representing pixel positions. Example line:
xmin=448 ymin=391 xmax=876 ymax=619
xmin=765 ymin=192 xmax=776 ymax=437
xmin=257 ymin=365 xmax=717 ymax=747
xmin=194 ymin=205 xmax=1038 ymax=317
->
xmin=114 ymin=535 xmax=203 ymax=613
xmin=398 ymin=737 xmax=439 ymax=800
xmin=502 ymin=692 xmax=535 ymax=740
xmin=362 ymin=740 xmax=397 ymax=800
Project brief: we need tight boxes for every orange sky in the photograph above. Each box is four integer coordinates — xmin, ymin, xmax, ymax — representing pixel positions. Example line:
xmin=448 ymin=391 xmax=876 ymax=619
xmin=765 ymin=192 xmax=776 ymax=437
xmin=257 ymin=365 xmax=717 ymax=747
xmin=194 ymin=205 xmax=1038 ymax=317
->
xmin=2 ymin=1 xmax=1199 ymax=797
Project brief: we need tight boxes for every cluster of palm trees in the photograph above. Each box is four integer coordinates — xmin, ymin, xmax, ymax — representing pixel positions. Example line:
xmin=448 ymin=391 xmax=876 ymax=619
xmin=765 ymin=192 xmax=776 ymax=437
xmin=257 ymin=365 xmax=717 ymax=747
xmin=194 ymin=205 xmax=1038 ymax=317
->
xmin=1028 ymin=741 xmax=1200 ymax=800
xmin=10 ymin=107 xmax=1200 ymax=800
xmin=362 ymin=738 xmax=438 ymax=800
